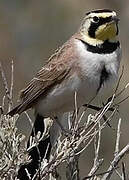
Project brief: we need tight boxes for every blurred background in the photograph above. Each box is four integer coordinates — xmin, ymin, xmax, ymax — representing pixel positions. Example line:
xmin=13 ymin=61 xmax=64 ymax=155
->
xmin=0 ymin=0 xmax=129 ymax=179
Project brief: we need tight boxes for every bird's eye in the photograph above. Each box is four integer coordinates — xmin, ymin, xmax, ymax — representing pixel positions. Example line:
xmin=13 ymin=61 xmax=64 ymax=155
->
xmin=93 ymin=16 xmax=99 ymax=23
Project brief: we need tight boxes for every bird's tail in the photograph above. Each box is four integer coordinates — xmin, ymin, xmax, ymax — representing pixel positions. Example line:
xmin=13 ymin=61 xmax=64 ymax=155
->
xmin=7 ymin=104 xmax=22 ymax=116
xmin=17 ymin=114 xmax=51 ymax=180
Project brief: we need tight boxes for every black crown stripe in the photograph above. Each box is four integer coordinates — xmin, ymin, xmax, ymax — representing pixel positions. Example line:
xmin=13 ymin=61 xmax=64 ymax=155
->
xmin=86 ymin=9 xmax=113 ymax=16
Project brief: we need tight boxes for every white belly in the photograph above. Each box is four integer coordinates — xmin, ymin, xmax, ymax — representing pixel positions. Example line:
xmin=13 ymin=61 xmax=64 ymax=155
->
xmin=35 ymin=39 xmax=121 ymax=117
xmin=35 ymin=73 xmax=99 ymax=117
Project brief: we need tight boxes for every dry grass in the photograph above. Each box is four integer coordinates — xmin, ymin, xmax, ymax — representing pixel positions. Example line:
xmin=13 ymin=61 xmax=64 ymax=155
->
xmin=0 ymin=62 xmax=129 ymax=180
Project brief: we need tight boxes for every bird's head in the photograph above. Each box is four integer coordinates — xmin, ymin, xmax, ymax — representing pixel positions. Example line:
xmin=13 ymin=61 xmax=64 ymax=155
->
xmin=80 ymin=9 xmax=119 ymax=45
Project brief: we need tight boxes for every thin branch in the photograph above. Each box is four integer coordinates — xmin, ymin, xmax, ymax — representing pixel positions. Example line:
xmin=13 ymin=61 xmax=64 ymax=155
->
xmin=66 ymin=153 xmax=80 ymax=180
xmin=83 ymin=104 xmax=114 ymax=112
xmin=73 ymin=91 xmax=79 ymax=132
xmin=101 ymin=143 xmax=129 ymax=180
xmin=88 ymin=122 xmax=103 ymax=178
xmin=113 ymin=95 xmax=129 ymax=107
xmin=10 ymin=59 xmax=14 ymax=106
xmin=121 ymin=162 xmax=126 ymax=180
xmin=82 ymin=168 xmax=118 ymax=180
xmin=115 ymin=83 xmax=129 ymax=99
xmin=0 ymin=62 xmax=11 ymax=107
xmin=114 ymin=118 xmax=121 ymax=156
xmin=114 ymin=168 xmax=122 ymax=179
xmin=102 ymin=115 xmax=114 ymax=129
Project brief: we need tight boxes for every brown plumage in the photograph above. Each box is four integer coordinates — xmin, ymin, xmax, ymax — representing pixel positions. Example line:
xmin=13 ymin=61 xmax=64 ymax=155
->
xmin=8 ymin=10 xmax=121 ymax=118
xmin=8 ymin=10 xmax=121 ymax=180
xmin=8 ymin=35 xmax=80 ymax=116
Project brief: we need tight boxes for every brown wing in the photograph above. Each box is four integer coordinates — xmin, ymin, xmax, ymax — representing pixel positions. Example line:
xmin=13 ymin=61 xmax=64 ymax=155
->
xmin=20 ymin=63 xmax=70 ymax=108
xmin=8 ymin=40 xmax=74 ymax=116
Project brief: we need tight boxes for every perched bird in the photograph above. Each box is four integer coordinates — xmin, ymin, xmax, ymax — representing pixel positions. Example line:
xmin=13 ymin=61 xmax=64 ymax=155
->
xmin=8 ymin=9 xmax=121 ymax=179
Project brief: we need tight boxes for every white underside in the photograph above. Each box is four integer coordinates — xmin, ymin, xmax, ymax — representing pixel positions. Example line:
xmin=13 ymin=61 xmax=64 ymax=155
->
xmin=35 ymin=39 xmax=121 ymax=117
xmin=35 ymin=73 xmax=99 ymax=117
xmin=35 ymin=39 xmax=121 ymax=145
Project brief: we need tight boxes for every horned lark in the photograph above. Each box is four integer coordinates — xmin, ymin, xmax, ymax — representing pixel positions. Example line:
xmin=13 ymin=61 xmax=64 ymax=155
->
xmin=9 ymin=9 xmax=121 ymax=118
xmin=8 ymin=9 xmax=121 ymax=179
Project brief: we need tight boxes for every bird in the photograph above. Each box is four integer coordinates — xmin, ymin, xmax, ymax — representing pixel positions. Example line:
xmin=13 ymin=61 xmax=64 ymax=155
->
xmin=8 ymin=9 xmax=121 ymax=179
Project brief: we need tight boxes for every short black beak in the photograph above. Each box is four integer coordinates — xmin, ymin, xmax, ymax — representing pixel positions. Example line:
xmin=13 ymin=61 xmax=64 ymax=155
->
xmin=112 ymin=16 xmax=120 ymax=23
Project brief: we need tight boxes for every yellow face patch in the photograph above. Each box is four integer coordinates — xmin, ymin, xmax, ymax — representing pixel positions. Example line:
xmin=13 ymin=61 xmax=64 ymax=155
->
xmin=95 ymin=23 xmax=117 ymax=41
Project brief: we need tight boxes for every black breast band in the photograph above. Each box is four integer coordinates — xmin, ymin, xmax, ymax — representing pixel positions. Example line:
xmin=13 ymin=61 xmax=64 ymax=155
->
xmin=79 ymin=39 xmax=120 ymax=54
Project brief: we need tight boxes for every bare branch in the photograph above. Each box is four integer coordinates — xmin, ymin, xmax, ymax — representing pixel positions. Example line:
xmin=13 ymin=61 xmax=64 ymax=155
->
xmin=66 ymin=153 xmax=80 ymax=180
xmin=113 ymin=95 xmax=129 ymax=107
xmin=10 ymin=59 xmax=14 ymax=107
xmin=88 ymin=122 xmax=103 ymax=177
xmin=82 ymin=168 xmax=118 ymax=180
xmin=101 ymin=143 xmax=129 ymax=180
xmin=121 ymin=162 xmax=126 ymax=180
xmin=0 ymin=62 xmax=12 ymax=109
xmin=114 ymin=118 xmax=122 ymax=156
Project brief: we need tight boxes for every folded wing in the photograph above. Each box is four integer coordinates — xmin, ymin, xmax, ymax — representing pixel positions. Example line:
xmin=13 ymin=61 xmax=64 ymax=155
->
xmin=8 ymin=42 xmax=73 ymax=116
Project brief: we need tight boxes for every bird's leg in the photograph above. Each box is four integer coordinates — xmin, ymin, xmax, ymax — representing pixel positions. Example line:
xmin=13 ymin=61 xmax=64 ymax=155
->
xmin=54 ymin=116 xmax=71 ymax=136
xmin=83 ymin=104 xmax=114 ymax=112
xmin=83 ymin=104 xmax=114 ymax=129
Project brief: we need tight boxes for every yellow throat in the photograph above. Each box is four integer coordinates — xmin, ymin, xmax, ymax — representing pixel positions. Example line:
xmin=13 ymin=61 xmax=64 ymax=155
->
xmin=95 ymin=23 xmax=117 ymax=41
